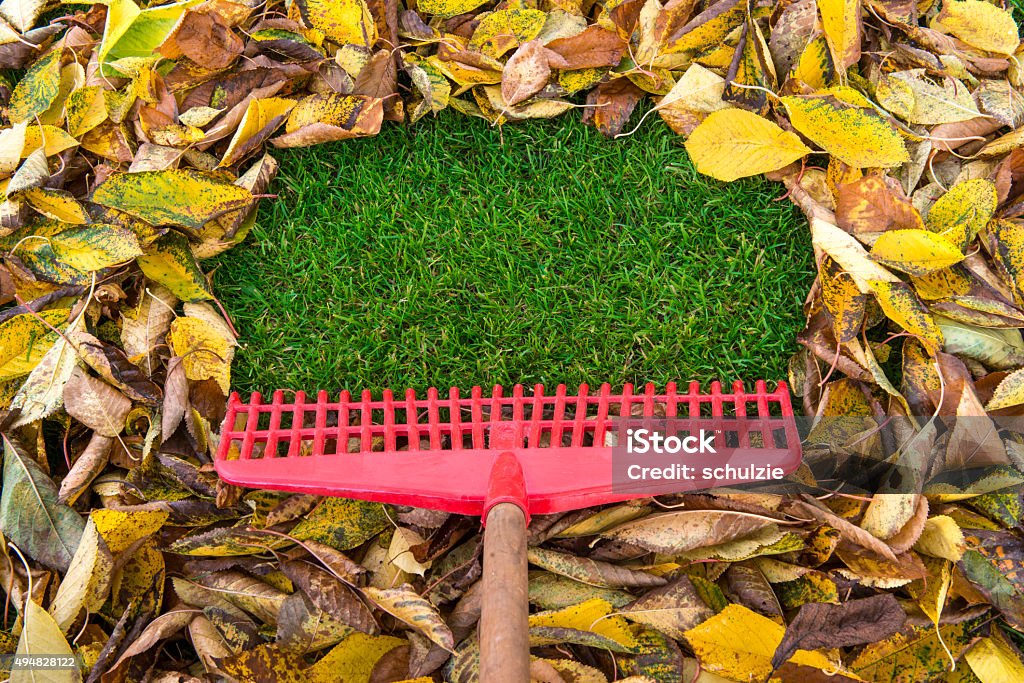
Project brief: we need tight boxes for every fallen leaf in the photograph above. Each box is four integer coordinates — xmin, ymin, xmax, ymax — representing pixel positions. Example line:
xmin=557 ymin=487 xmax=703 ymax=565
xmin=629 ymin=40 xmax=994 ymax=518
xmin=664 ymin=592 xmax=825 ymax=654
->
xmin=684 ymin=109 xmax=811 ymax=181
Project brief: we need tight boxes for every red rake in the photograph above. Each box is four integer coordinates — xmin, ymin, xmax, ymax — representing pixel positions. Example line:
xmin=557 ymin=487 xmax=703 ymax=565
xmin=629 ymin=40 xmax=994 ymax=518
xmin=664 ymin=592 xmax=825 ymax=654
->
xmin=215 ymin=381 xmax=799 ymax=682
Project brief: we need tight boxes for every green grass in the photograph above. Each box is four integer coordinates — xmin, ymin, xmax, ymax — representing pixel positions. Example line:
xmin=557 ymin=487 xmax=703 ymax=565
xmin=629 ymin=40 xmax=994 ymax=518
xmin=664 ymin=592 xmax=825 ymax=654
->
xmin=213 ymin=111 xmax=814 ymax=394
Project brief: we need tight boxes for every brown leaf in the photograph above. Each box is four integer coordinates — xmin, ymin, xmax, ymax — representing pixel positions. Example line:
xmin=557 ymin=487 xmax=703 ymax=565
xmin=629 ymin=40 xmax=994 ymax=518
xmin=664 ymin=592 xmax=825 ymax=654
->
xmin=582 ymin=77 xmax=644 ymax=137
xmin=58 ymin=433 xmax=113 ymax=504
xmin=602 ymin=509 xmax=778 ymax=554
xmin=162 ymin=357 xmax=189 ymax=442
xmin=771 ymin=594 xmax=906 ymax=669
xmin=63 ymin=366 xmax=133 ymax=437
xmin=621 ymin=576 xmax=714 ymax=639
xmin=544 ymin=26 xmax=627 ymax=70
xmin=527 ymin=546 xmax=667 ymax=589
xmin=281 ymin=560 xmax=379 ymax=633
xmin=164 ymin=12 xmax=243 ymax=70
xmin=835 ymin=175 xmax=925 ymax=235
xmin=502 ymin=41 xmax=552 ymax=107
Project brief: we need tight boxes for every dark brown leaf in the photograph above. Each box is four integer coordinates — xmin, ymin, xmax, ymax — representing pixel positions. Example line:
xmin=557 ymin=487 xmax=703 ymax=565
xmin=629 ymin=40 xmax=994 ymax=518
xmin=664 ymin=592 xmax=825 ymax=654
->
xmin=771 ymin=594 xmax=907 ymax=669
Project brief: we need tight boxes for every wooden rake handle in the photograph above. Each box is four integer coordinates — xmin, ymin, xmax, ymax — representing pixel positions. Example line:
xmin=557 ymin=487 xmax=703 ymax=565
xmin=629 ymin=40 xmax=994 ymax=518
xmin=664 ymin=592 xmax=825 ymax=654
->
xmin=479 ymin=451 xmax=531 ymax=682
xmin=480 ymin=502 xmax=530 ymax=682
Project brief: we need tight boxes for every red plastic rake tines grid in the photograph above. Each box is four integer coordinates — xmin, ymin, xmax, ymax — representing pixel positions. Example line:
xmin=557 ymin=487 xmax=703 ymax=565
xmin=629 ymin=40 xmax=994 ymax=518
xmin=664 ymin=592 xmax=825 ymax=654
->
xmin=215 ymin=381 xmax=798 ymax=516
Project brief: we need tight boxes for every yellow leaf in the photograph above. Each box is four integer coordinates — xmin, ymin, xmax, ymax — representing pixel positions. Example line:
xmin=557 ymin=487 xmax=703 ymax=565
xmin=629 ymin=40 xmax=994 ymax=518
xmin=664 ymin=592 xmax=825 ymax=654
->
xmin=932 ymin=0 xmax=1020 ymax=56
xmin=136 ymin=232 xmax=211 ymax=303
xmin=816 ymin=0 xmax=861 ymax=71
xmin=91 ymin=508 xmax=169 ymax=553
xmin=926 ymin=178 xmax=996 ymax=250
xmin=49 ymin=519 xmax=114 ymax=632
xmin=869 ymin=229 xmax=964 ymax=276
xmin=684 ymin=109 xmax=810 ymax=181
xmin=168 ymin=316 xmax=234 ymax=394
xmin=529 ymin=598 xmax=638 ymax=651
xmin=810 ymin=217 xmax=900 ymax=293
xmin=65 ymin=86 xmax=108 ymax=138
xmin=0 ymin=309 xmax=69 ymax=380
xmin=22 ymin=125 xmax=78 ymax=158
xmin=910 ymin=556 xmax=950 ymax=628
xmin=821 ymin=256 xmax=867 ymax=342
xmin=92 ymin=169 xmax=253 ymax=229
xmin=869 ymin=280 xmax=943 ymax=351
xmin=792 ymin=36 xmax=833 ymax=89
xmin=657 ymin=63 xmax=729 ymax=135
xmin=23 ymin=189 xmax=89 ymax=224
xmin=429 ymin=55 xmax=503 ymax=87
xmin=8 ymin=49 xmax=61 ymax=124
xmin=468 ymin=8 xmax=547 ymax=58
xmin=914 ymin=515 xmax=965 ymax=562
xmin=220 ymin=97 xmax=295 ymax=167
xmin=308 ymin=632 xmax=405 ymax=683
xmin=415 ymin=0 xmax=488 ymax=17
xmin=684 ymin=603 xmax=842 ymax=680
xmin=12 ymin=599 xmax=80 ymax=683
xmin=987 ymin=367 xmax=1024 ymax=411
xmin=386 ymin=527 xmax=431 ymax=576
xmin=0 ymin=122 xmax=28 ymax=178
xmin=782 ymin=94 xmax=909 ymax=168
xmin=298 ymin=0 xmax=376 ymax=47
xmin=966 ymin=636 xmax=1024 ymax=683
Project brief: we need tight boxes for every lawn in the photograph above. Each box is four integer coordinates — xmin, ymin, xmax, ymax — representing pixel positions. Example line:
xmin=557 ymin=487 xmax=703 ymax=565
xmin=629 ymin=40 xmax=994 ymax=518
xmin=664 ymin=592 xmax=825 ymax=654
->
xmin=213 ymin=112 xmax=814 ymax=394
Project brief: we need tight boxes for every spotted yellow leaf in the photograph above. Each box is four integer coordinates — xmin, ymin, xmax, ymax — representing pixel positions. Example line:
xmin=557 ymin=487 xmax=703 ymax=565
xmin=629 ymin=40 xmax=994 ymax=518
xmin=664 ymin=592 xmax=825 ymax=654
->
xmin=8 ymin=49 xmax=61 ymax=124
xmin=529 ymin=598 xmax=638 ymax=652
xmin=662 ymin=0 xmax=745 ymax=56
xmin=782 ymin=94 xmax=909 ymax=168
xmin=168 ymin=316 xmax=234 ymax=394
xmin=468 ymin=8 xmax=547 ymax=58
xmin=136 ymin=231 xmax=211 ymax=302
xmin=92 ymin=169 xmax=253 ymax=229
xmin=869 ymin=229 xmax=964 ymax=276
xmin=363 ymin=584 xmax=454 ymax=650
xmin=926 ymin=178 xmax=996 ymax=250
xmin=932 ymin=0 xmax=1020 ymax=56
xmin=821 ymin=256 xmax=867 ymax=342
xmin=50 ymin=224 xmax=142 ymax=272
xmin=65 ymin=86 xmax=108 ymax=138
xmin=416 ymin=0 xmax=489 ymax=18
xmin=297 ymin=0 xmax=376 ymax=48
xmin=0 ymin=309 xmax=70 ymax=380
xmin=684 ymin=109 xmax=811 ymax=181
xmin=92 ymin=508 xmax=169 ymax=553
xmin=869 ymin=280 xmax=943 ymax=351
xmin=986 ymin=367 xmax=1024 ymax=411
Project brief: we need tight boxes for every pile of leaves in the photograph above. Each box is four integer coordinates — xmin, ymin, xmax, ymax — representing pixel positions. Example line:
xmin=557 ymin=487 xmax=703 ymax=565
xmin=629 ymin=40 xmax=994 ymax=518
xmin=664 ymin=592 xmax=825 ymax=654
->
xmin=2 ymin=0 xmax=1024 ymax=679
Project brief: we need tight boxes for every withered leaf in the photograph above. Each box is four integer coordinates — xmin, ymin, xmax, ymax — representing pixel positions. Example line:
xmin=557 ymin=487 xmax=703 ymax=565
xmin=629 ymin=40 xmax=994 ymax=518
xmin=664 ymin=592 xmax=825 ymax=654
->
xmin=281 ymin=560 xmax=378 ymax=634
xmin=771 ymin=594 xmax=906 ymax=669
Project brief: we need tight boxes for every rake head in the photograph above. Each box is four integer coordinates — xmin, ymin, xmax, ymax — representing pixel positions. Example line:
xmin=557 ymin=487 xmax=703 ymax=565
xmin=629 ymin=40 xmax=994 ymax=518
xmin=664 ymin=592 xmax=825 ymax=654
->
xmin=214 ymin=381 xmax=800 ymax=518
